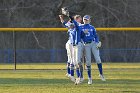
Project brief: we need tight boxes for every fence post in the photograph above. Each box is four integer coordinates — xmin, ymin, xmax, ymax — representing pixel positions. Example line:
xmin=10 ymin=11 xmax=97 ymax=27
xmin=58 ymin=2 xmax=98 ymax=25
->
xmin=13 ymin=30 xmax=16 ymax=70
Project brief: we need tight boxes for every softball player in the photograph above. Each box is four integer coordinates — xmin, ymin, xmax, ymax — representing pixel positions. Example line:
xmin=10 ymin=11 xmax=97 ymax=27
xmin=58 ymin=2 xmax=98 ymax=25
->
xmin=60 ymin=8 xmax=84 ymax=84
xmin=59 ymin=15 xmax=73 ymax=79
xmin=68 ymin=15 xmax=85 ymax=85
xmin=59 ymin=15 xmax=83 ymax=83
xmin=65 ymin=23 xmax=76 ymax=82
xmin=73 ymin=15 xmax=84 ymax=83
xmin=71 ymin=15 xmax=105 ymax=84
xmin=69 ymin=15 xmax=84 ymax=83
xmin=81 ymin=15 xmax=106 ymax=84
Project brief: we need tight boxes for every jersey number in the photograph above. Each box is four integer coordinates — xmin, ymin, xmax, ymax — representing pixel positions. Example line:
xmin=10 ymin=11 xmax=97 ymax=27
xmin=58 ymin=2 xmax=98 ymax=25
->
xmin=85 ymin=32 xmax=90 ymax=37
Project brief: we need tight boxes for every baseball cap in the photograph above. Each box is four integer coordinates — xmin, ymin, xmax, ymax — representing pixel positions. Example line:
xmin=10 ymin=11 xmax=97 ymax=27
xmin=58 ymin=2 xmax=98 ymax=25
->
xmin=83 ymin=15 xmax=90 ymax=20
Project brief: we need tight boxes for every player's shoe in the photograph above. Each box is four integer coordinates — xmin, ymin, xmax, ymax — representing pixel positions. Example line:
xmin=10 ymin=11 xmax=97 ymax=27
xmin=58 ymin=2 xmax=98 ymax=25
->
xmin=99 ymin=74 xmax=106 ymax=81
xmin=75 ymin=78 xmax=84 ymax=85
xmin=65 ymin=73 xmax=71 ymax=78
xmin=69 ymin=76 xmax=76 ymax=82
xmin=88 ymin=78 xmax=92 ymax=85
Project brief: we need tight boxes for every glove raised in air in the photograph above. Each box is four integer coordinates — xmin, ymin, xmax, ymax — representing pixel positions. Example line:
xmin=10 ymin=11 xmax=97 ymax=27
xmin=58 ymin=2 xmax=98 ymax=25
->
xmin=61 ymin=7 xmax=69 ymax=16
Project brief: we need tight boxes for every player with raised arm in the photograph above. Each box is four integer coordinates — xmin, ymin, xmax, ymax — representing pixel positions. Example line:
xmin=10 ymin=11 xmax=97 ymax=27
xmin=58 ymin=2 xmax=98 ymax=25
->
xmin=69 ymin=14 xmax=106 ymax=84
xmin=59 ymin=14 xmax=83 ymax=83
xmin=72 ymin=15 xmax=84 ymax=84
xmin=61 ymin=7 xmax=84 ymax=84
xmin=59 ymin=15 xmax=75 ymax=82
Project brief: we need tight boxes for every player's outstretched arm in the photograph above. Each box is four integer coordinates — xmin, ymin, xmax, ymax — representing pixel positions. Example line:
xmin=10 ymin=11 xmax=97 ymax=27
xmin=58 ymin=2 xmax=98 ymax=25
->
xmin=61 ymin=7 xmax=79 ymax=30
xmin=68 ymin=16 xmax=79 ymax=31
xmin=59 ymin=15 xmax=64 ymax=23
xmin=59 ymin=15 xmax=68 ymax=28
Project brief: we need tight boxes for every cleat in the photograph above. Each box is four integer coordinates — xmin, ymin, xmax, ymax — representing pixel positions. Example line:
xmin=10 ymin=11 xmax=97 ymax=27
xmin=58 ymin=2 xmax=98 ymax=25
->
xmin=99 ymin=74 xmax=106 ymax=81
xmin=69 ymin=76 xmax=76 ymax=82
xmin=65 ymin=73 xmax=71 ymax=78
xmin=88 ymin=78 xmax=92 ymax=85
xmin=75 ymin=78 xmax=84 ymax=85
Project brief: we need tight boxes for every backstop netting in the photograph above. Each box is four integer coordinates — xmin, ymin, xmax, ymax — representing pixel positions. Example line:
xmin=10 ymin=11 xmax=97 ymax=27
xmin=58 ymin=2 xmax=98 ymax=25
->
xmin=0 ymin=28 xmax=140 ymax=70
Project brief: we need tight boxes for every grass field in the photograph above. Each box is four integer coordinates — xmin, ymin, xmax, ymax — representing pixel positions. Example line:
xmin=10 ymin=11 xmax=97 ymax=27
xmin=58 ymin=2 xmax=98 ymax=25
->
xmin=0 ymin=63 xmax=140 ymax=93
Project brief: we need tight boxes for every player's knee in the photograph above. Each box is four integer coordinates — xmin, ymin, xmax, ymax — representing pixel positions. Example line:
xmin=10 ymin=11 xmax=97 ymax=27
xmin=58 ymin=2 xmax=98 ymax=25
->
xmin=70 ymin=64 xmax=74 ymax=70
xmin=86 ymin=61 xmax=91 ymax=67
xmin=75 ymin=64 xmax=79 ymax=69
xmin=67 ymin=62 xmax=70 ymax=67
xmin=79 ymin=65 xmax=83 ymax=71
xmin=78 ymin=62 xmax=82 ymax=66
xmin=95 ymin=57 xmax=101 ymax=64
xmin=75 ymin=62 xmax=82 ymax=68
xmin=96 ymin=59 xmax=101 ymax=64
xmin=86 ymin=65 xmax=91 ymax=70
xmin=96 ymin=61 xmax=101 ymax=64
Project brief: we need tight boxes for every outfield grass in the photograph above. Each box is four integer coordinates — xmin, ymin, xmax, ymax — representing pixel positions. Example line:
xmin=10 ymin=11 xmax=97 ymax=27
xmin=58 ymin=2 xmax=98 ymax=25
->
xmin=0 ymin=63 xmax=140 ymax=93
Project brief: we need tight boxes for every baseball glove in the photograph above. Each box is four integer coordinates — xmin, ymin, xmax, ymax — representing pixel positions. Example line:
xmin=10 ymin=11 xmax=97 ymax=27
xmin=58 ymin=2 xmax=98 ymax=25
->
xmin=96 ymin=41 xmax=102 ymax=49
xmin=61 ymin=7 xmax=69 ymax=16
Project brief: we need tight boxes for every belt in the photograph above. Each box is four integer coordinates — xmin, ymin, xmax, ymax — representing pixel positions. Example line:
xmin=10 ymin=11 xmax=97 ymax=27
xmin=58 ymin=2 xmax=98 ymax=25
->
xmin=84 ymin=41 xmax=92 ymax=44
xmin=72 ymin=42 xmax=82 ymax=46
xmin=71 ymin=43 xmax=77 ymax=46
xmin=73 ymin=44 xmax=77 ymax=46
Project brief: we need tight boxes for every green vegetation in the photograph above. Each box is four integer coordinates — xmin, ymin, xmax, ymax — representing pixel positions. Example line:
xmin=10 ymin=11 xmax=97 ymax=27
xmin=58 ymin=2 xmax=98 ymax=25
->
xmin=0 ymin=63 xmax=140 ymax=93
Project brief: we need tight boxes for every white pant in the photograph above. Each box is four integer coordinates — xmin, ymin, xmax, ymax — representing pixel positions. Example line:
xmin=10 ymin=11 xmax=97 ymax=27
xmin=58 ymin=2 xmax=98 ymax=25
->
xmin=65 ymin=40 xmax=74 ymax=64
xmin=84 ymin=41 xmax=101 ymax=66
xmin=66 ymin=41 xmax=83 ymax=67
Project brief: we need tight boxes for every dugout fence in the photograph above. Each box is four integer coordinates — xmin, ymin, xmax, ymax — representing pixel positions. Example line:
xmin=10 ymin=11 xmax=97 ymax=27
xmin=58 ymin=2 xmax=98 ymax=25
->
xmin=0 ymin=27 xmax=140 ymax=70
